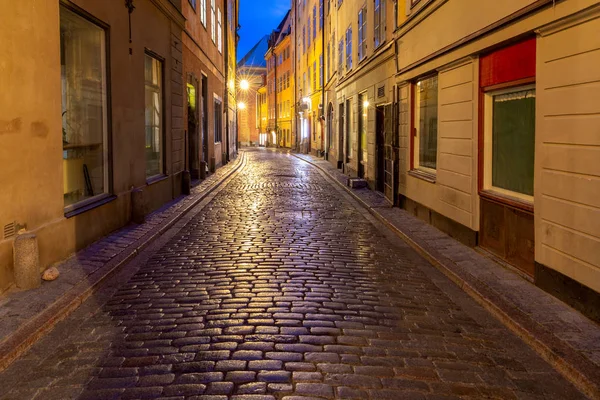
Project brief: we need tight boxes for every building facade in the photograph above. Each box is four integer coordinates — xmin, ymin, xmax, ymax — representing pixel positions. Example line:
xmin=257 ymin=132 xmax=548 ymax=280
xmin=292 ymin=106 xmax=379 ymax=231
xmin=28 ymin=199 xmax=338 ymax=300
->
xmin=182 ymin=0 xmax=238 ymax=175
xmin=392 ymin=0 xmax=600 ymax=320
xmin=256 ymin=83 xmax=269 ymax=146
xmin=237 ymin=36 xmax=269 ymax=146
xmin=265 ymin=11 xmax=295 ymax=148
xmin=295 ymin=0 xmax=325 ymax=154
xmin=0 ymin=0 xmax=239 ymax=293
xmin=324 ymin=0 xmax=397 ymax=194
xmin=301 ymin=0 xmax=600 ymax=320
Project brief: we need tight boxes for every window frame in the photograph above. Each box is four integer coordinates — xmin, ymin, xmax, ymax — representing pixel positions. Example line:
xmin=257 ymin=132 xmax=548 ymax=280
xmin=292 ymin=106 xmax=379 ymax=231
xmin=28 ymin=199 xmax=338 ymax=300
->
xmin=201 ymin=0 xmax=207 ymax=26
xmin=358 ymin=7 xmax=367 ymax=62
xmin=214 ymin=95 xmax=223 ymax=143
xmin=217 ymin=7 xmax=222 ymax=53
xmin=144 ymin=50 xmax=166 ymax=181
xmin=374 ymin=0 xmax=386 ymax=49
xmin=60 ymin=3 xmax=114 ymax=214
xmin=482 ymin=83 xmax=536 ymax=204
xmin=345 ymin=26 xmax=352 ymax=72
xmin=411 ymin=74 xmax=439 ymax=178
xmin=210 ymin=0 xmax=216 ymax=43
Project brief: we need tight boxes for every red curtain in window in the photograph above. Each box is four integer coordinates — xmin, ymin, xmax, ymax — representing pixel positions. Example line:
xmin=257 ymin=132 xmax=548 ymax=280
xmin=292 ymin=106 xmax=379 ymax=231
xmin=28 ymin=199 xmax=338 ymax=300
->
xmin=480 ymin=37 xmax=536 ymax=88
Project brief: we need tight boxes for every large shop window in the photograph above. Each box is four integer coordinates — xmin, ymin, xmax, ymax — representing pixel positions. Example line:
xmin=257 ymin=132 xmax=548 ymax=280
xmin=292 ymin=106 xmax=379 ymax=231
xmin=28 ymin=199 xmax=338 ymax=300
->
xmin=413 ymin=75 xmax=438 ymax=173
xmin=60 ymin=6 xmax=109 ymax=208
xmin=484 ymin=86 xmax=535 ymax=201
xmin=144 ymin=53 xmax=164 ymax=179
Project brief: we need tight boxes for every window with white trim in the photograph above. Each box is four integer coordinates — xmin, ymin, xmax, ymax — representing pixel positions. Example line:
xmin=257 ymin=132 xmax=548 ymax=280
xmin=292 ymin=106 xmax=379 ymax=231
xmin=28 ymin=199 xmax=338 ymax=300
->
xmin=374 ymin=0 xmax=386 ymax=48
xmin=483 ymin=85 xmax=536 ymax=201
xmin=217 ymin=8 xmax=222 ymax=53
xmin=201 ymin=0 xmax=206 ymax=26
xmin=413 ymin=75 xmax=438 ymax=172
xmin=211 ymin=0 xmax=216 ymax=43
xmin=345 ymin=27 xmax=352 ymax=71
xmin=144 ymin=53 xmax=164 ymax=178
xmin=358 ymin=7 xmax=367 ymax=61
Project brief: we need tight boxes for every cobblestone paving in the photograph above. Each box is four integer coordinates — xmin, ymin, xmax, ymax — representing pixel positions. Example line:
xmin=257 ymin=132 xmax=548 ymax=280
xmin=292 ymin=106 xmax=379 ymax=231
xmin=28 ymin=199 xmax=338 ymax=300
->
xmin=0 ymin=150 xmax=586 ymax=399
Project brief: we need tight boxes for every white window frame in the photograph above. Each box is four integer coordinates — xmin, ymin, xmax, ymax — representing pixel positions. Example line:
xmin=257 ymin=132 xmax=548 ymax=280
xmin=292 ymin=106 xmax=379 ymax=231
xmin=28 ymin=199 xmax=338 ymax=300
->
xmin=483 ymin=84 xmax=536 ymax=203
xmin=345 ymin=27 xmax=352 ymax=72
xmin=358 ymin=7 xmax=367 ymax=61
xmin=211 ymin=0 xmax=216 ymax=43
xmin=217 ymin=8 xmax=222 ymax=53
xmin=201 ymin=0 xmax=206 ymax=26
xmin=374 ymin=0 xmax=386 ymax=48
xmin=413 ymin=75 xmax=438 ymax=175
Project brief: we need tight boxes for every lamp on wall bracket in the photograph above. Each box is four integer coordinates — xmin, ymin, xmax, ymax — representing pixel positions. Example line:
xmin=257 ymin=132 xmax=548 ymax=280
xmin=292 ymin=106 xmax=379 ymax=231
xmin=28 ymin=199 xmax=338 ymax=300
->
xmin=125 ymin=0 xmax=135 ymax=54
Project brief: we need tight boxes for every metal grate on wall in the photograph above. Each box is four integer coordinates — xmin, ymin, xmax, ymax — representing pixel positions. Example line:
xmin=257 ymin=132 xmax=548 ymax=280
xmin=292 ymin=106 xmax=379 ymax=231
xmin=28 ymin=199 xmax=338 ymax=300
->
xmin=377 ymin=85 xmax=385 ymax=98
xmin=3 ymin=222 xmax=15 ymax=240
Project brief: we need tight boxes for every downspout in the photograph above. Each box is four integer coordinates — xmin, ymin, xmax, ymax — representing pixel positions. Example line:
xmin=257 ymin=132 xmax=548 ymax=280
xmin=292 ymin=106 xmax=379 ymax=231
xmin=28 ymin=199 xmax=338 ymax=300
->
xmin=321 ymin=2 xmax=326 ymax=157
xmin=274 ymin=47 xmax=278 ymax=147
xmin=224 ymin=0 xmax=230 ymax=162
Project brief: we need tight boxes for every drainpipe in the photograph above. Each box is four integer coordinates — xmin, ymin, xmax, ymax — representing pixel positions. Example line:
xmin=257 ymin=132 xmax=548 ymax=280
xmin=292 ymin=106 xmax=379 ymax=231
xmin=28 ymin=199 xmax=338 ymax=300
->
xmin=321 ymin=3 xmax=326 ymax=158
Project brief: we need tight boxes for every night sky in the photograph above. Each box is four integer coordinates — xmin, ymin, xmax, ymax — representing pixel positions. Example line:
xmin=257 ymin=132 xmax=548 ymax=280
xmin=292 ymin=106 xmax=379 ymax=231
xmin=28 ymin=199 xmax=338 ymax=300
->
xmin=237 ymin=0 xmax=290 ymax=61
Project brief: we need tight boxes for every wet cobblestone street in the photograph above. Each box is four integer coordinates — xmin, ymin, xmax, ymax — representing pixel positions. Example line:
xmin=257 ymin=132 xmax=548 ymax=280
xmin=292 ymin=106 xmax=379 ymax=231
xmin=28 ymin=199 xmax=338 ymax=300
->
xmin=0 ymin=150 xmax=586 ymax=399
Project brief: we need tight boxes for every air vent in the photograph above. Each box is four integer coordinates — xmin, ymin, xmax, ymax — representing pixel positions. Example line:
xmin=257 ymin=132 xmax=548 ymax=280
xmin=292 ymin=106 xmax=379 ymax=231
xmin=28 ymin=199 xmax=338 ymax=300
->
xmin=3 ymin=222 xmax=15 ymax=240
xmin=377 ymin=85 xmax=385 ymax=98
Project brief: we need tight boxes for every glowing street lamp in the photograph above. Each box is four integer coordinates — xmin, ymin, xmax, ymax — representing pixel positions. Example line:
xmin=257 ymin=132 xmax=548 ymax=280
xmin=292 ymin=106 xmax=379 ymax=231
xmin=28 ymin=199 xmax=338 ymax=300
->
xmin=238 ymin=101 xmax=246 ymax=110
xmin=240 ymin=79 xmax=250 ymax=91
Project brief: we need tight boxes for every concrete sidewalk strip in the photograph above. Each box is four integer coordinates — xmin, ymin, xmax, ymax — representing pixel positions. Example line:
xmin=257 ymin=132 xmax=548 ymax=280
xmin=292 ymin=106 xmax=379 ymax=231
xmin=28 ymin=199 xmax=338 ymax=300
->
xmin=290 ymin=150 xmax=600 ymax=399
xmin=0 ymin=152 xmax=247 ymax=372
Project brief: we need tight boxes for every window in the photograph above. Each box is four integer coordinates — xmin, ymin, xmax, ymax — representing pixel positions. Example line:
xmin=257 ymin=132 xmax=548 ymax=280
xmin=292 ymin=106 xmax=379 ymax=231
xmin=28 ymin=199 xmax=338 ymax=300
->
xmin=214 ymin=97 xmax=222 ymax=142
xmin=308 ymin=66 xmax=312 ymax=92
xmin=359 ymin=92 xmax=368 ymax=164
xmin=374 ymin=0 xmax=386 ymax=48
xmin=345 ymin=27 xmax=352 ymax=71
xmin=189 ymin=0 xmax=196 ymax=10
xmin=313 ymin=61 xmax=317 ymax=89
xmin=413 ymin=75 xmax=438 ymax=172
xmin=319 ymin=54 xmax=323 ymax=87
xmin=484 ymin=85 xmax=536 ymax=200
xmin=211 ymin=0 xmax=216 ymax=43
xmin=313 ymin=6 xmax=317 ymax=39
xmin=302 ymin=27 xmax=306 ymax=54
xmin=144 ymin=53 xmax=164 ymax=179
xmin=308 ymin=19 xmax=311 ymax=48
xmin=338 ymin=0 xmax=343 ymax=7
xmin=358 ymin=7 xmax=367 ymax=61
xmin=320 ymin=0 xmax=324 ymax=29
xmin=201 ymin=0 xmax=206 ymax=26
xmin=326 ymin=42 xmax=331 ymax=81
xmin=338 ymin=40 xmax=343 ymax=73
xmin=303 ymin=72 xmax=307 ymax=94
xmin=217 ymin=8 xmax=222 ymax=53
xmin=60 ymin=6 xmax=109 ymax=207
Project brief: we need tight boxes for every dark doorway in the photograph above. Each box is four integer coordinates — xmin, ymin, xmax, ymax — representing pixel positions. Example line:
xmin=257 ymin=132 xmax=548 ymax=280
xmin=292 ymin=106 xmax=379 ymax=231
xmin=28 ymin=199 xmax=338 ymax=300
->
xmin=376 ymin=105 xmax=385 ymax=193
xmin=187 ymin=78 xmax=199 ymax=180
xmin=345 ymin=99 xmax=351 ymax=166
xmin=201 ymin=75 xmax=209 ymax=167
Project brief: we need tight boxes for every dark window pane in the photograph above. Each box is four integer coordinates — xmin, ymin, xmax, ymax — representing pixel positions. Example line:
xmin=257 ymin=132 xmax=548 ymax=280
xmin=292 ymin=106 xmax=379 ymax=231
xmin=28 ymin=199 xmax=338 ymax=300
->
xmin=417 ymin=76 xmax=438 ymax=170
xmin=492 ymin=89 xmax=535 ymax=196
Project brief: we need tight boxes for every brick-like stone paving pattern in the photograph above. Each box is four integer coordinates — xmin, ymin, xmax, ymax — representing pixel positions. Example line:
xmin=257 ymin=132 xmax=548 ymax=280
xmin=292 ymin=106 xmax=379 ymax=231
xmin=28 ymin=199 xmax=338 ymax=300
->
xmin=0 ymin=150 xmax=586 ymax=399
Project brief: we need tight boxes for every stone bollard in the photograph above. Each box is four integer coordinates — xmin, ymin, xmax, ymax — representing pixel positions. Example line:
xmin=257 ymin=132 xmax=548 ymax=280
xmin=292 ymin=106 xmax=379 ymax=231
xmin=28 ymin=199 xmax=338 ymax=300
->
xmin=13 ymin=231 xmax=41 ymax=289
xmin=199 ymin=161 xmax=207 ymax=180
xmin=181 ymin=170 xmax=191 ymax=195
xmin=131 ymin=187 xmax=146 ymax=224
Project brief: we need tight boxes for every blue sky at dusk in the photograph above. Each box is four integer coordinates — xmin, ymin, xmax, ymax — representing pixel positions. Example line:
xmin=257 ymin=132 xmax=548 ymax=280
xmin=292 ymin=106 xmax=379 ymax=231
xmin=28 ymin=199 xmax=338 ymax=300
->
xmin=237 ymin=0 xmax=290 ymax=61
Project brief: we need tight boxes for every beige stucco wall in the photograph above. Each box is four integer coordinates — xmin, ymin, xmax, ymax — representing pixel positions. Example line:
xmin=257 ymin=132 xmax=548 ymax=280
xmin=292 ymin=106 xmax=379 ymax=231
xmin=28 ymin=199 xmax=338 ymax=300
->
xmin=535 ymin=4 xmax=600 ymax=293
xmin=397 ymin=59 xmax=478 ymax=230
xmin=0 ymin=1 xmax=63 ymax=290
xmin=0 ymin=0 xmax=184 ymax=292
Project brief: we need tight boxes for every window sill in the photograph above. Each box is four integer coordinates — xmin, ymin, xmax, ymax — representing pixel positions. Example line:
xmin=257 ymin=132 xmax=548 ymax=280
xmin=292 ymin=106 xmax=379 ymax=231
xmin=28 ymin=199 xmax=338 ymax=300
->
xmin=146 ymin=174 xmax=169 ymax=186
xmin=64 ymin=193 xmax=117 ymax=219
xmin=408 ymin=169 xmax=436 ymax=183
xmin=480 ymin=190 xmax=534 ymax=213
